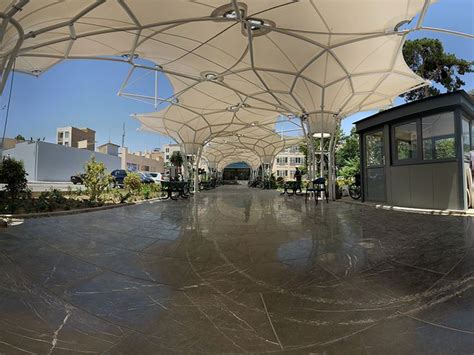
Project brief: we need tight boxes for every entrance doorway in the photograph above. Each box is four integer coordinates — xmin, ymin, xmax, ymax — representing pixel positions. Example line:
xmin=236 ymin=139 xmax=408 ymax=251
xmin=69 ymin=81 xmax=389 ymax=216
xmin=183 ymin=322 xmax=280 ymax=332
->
xmin=222 ymin=162 xmax=250 ymax=180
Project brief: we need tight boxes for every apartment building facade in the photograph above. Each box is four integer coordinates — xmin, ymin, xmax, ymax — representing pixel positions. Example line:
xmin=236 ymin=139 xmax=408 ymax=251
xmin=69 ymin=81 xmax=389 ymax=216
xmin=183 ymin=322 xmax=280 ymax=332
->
xmin=57 ymin=126 xmax=96 ymax=151
xmin=120 ymin=147 xmax=164 ymax=173
xmin=272 ymin=145 xmax=305 ymax=179
xmin=97 ymin=142 xmax=120 ymax=156
xmin=162 ymin=143 xmax=195 ymax=165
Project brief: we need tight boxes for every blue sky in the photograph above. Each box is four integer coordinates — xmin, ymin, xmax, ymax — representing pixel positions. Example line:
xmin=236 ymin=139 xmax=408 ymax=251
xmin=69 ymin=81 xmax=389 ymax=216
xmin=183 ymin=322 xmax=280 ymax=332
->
xmin=1 ymin=0 xmax=472 ymax=152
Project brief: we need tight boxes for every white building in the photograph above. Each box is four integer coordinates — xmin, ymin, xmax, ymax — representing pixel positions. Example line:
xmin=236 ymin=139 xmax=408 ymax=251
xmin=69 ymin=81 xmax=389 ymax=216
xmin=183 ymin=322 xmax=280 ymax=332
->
xmin=162 ymin=143 xmax=194 ymax=166
xmin=162 ymin=143 xmax=181 ymax=165
xmin=272 ymin=145 xmax=305 ymax=179
xmin=3 ymin=141 xmax=120 ymax=182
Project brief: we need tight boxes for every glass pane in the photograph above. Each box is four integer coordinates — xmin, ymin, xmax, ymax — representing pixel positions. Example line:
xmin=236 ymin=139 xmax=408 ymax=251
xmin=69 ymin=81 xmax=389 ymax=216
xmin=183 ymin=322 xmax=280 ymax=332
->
xmin=395 ymin=121 xmax=417 ymax=160
xmin=422 ymin=112 xmax=455 ymax=160
xmin=471 ymin=120 xmax=474 ymax=152
xmin=365 ymin=131 xmax=384 ymax=166
xmin=463 ymin=119 xmax=470 ymax=160
xmin=366 ymin=167 xmax=385 ymax=201
xmin=435 ymin=138 xmax=456 ymax=159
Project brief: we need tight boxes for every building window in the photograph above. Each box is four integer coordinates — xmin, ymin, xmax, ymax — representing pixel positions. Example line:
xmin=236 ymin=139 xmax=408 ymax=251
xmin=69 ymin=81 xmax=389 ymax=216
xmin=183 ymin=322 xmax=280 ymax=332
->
xmin=365 ymin=130 xmax=384 ymax=167
xmin=165 ymin=148 xmax=169 ymax=152
xmin=394 ymin=121 xmax=418 ymax=161
xmin=64 ymin=142 xmax=69 ymax=147
xmin=295 ymin=157 xmax=301 ymax=164
xmin=166 ymin=155 xmax=169 ymax=160
xmin=127 ymin=163 xmax=138 ymax=171
xmin=64 ymin=131 xmax=69 ymax=139
xmin=471 ymin=120 xmax=474 ymax=155
xmin=463 ymin=118 xmax=471 ymax=160
xmin=422 ymin=112 xmax=455 ymax=161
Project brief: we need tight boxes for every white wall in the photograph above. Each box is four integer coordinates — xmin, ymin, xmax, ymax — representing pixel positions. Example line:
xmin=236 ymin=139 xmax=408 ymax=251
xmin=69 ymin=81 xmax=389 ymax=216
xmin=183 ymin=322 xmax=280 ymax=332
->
xmin=4 ymin=141 xmax=120 ymax=182
xmin=2 ymin=141 xmax=38 ymax=180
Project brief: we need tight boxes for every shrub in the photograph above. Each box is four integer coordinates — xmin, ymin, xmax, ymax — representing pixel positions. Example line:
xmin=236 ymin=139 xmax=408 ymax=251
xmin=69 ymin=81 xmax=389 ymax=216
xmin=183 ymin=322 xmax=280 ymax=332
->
xmin=124 ymin=172 xmax=142 ymax=194
xmin=83 ymin=156 xmax=112 ymax=202
xmin=338 ymin=157 xmax=360 ymax=180
xmin=140 ymin=183 xmax=161 ymax=200
xmin=141 ymin=184 xmax=151 ymax=199
xmin=276 ymin=176 xmax=285 ymax=188
xmin=111 ymin=189 xmax=131 ymax=204
xmin=0 ymin=157 xmax=28 ymax=212
xmin=34 ymin=189 xmax=67 ymax=212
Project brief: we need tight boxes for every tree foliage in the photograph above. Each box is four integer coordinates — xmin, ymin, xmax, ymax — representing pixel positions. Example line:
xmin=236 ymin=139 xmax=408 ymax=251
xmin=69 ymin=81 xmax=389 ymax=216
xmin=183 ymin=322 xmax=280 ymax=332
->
xmin=170 ymin=151 xmax=184 ymax=167
xmin=83 ymin=156 xmax=112 ymax=203
xmin=124 ymin=172 xmax=142 ymax=193
xmin=0 ymin=157 xmax=28 ymax=210
xmin=335 ymin=128 xmax=360 ymax=179
xmin=14 ymin=134 xmax=25 ymax=141
xmin=401 ymin=38 xmax=473 ymax=102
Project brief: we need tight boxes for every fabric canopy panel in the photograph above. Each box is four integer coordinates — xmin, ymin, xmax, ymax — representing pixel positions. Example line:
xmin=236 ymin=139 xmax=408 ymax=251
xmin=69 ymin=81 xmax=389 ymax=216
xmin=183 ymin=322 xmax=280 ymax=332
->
xmin=203 ymin=143 xmax=261 ymax=170
xmin=134 ymin=96 xmax=278 ymax=154
xmin=217 ymin=153 xmax=260 ymax=171
xmin=2 ymin=0 xmax=431 ymax=136
xmin=211 ymin=125 xmax=302 ymax=164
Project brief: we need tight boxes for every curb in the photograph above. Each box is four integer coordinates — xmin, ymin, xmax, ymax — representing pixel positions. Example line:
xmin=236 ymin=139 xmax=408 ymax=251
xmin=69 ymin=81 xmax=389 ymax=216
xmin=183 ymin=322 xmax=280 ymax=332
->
xmin=337 ymin=199 xmax=470 ymax=217
xmin=0 ymin=197 xmax=165 ymax=220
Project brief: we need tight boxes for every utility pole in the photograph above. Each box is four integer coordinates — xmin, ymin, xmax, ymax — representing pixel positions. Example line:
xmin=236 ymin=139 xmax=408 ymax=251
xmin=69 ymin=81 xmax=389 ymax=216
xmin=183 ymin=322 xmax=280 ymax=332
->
xmin=121 ymin=122 xmax=125 ymax=147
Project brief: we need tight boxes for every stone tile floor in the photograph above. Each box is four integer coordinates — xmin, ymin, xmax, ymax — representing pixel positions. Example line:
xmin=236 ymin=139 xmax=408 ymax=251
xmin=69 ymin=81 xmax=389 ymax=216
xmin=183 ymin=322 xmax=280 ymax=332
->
xmin=0 ymin=185 xmax=473 ymax=354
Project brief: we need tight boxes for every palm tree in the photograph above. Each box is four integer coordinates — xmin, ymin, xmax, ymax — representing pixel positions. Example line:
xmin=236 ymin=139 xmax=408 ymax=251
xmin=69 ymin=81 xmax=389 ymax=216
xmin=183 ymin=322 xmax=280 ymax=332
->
xmin=170 ymin=151 xmax=183 ymax=168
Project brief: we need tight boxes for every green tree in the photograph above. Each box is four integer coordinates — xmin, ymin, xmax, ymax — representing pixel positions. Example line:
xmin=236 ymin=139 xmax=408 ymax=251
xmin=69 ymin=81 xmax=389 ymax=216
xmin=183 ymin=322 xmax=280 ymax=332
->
xmin=124 ymin=172 xmax=142 ymax=194
xmin=170 ymin=151 xmax=183 ymax=168
xmin=335 ymin=128 xmax=359 ymax=167
xmin=14 ymin=134 xmax=25 ymax=141
xmin=83 ymin=156 xmax=112 ymax=203
xmin=402 ymin=38 xmax=473 ymax=102
xmin=0 ymin=157 xmax=28 ymax=212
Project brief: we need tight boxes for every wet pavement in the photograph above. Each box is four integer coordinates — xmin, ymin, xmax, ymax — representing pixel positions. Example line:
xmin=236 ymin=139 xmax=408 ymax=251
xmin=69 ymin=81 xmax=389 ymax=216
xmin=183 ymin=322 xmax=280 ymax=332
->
xmin=0 ymin=185 xmax=473 ymax=354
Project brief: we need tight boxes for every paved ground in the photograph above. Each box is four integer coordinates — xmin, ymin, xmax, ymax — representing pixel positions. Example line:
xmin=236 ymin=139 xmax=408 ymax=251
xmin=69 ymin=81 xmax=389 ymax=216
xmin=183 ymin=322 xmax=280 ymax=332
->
xmin=0 ymin=185 xmax=473 ymax=353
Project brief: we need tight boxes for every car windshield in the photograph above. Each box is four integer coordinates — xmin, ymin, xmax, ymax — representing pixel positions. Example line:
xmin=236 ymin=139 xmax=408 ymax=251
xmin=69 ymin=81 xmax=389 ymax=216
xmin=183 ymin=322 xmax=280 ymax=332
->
xmin=148 ymin=173 xmax=157 ymax=177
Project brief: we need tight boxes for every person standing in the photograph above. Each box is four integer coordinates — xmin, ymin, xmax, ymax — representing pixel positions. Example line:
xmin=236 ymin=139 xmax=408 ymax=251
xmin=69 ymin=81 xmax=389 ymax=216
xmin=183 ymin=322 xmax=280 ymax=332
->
xmin=294 ymin=167 xmax=302 ymax=191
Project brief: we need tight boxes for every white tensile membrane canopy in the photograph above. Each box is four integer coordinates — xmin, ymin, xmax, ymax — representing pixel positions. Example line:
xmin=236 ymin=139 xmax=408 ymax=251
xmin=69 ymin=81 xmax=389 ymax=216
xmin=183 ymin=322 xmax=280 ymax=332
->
xmin=133 ymin=78 xmax=280 ymax=155
xmin=210 ymin=125 xmax=302 ymax=165
xmin=1 ymin=0 xmax=432 ymax=130
xmin=203 ymin=143 xmax=262 ymax=171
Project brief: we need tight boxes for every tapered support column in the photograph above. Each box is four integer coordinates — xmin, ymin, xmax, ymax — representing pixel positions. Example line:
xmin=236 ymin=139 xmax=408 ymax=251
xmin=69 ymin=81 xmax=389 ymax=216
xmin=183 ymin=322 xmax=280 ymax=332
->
xmin=194 ymin=146 xmax=203 ymax=194
xmin=328 ymin=134 xmax=335 ymax=200
xmin=320 ymin=132 xmax=325 ymax=179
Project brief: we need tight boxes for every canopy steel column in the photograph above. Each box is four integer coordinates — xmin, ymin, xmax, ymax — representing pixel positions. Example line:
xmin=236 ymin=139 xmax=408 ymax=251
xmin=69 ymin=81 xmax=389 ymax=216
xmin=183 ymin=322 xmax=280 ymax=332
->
xmin=300 ymin=116 xmax=313 ymax=180
xmin=0 ymin=13 xmax=25 ymax=95
xmin=328 ymin=133 xmax=335 ymax=200
xmin=320 ymin=132 xmax=324 ymax=179
xmin=179 ymin=145 xmax=189 ymax=182
xmin=194 ymin=146 xmax=203 ymax=194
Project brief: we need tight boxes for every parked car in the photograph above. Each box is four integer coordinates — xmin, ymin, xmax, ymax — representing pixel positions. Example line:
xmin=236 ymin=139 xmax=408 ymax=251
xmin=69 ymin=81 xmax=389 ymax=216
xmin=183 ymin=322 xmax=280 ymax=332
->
xmin=111 ymin=169 xmax=127 ymax=187
xmin=138 ymin=172 xmax=155 ymax=184
xmin=161 ymin=171 xmax=170 ymax=181
xmin=144 ymin=172 xmax=162 ymax=183
xmin=70 ymin=173 xmax=85 ymax=185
